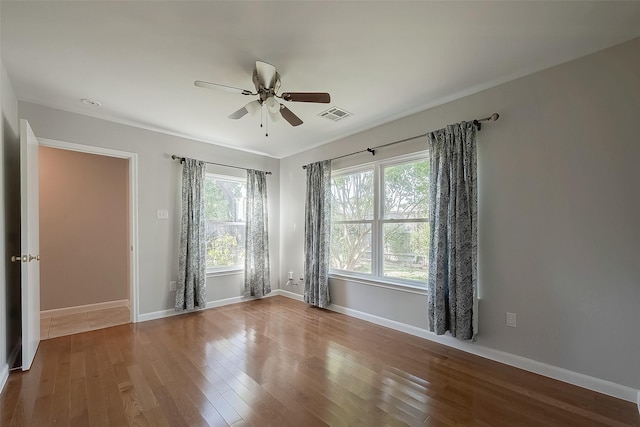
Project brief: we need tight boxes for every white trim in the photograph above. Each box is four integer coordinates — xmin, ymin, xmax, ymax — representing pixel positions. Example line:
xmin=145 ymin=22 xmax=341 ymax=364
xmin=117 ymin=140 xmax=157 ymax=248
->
xmin=39 ymin=138 xmax=132 ymax=159
xmin=40 ymin=299 xmax=129 ymax=318
xmin=0 ymin=364 xmax=8 ymax=394
xmin=137 ymin=307 xmax=183 ymax=323
xmin=37 ymin=138 xmax=140 ymax=323
xmin=327 ymin=302 xmax=640 ymax=404
xmin=206 ymin=269 xmax=243 ymax=278
xmin=137 ymin=292 xmax=280 ymax=323
xmin=206 ymin=296 xmax=244 ymax=309
xmin=329 ymin=274 xmax=427 ymax=295
xmin=129 ymin=152 xmax=139 ymax=323
xmin=277 ymin=289 xmax=304 ymax=302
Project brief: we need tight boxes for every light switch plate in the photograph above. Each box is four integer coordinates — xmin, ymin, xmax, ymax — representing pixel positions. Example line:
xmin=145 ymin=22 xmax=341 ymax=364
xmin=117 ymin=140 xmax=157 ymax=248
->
xmin=506 ymin=312 xmax=517 ymax=328
xmin=157 ymin=209 xmax=169 ymax=220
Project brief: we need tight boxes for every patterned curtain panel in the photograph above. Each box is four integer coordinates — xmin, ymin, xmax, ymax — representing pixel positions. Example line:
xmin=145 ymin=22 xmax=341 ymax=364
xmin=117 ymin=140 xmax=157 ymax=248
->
xmin=304 ymin=160 xmax=332 ymax=308
xmin=427 ymin=122 xmax=478 ymax=340
xmin=244 ymin=170 xmax=271 ymax=297
xmin=176 ymin=158 xmax=207 ymax=311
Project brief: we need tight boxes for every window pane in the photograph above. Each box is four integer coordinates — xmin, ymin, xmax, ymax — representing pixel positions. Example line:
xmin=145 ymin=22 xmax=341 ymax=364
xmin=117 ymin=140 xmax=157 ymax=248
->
xmin=204 ymin=175 xmax=247 ymax=269
xmin=382 ymin=222 xmax=429 ymax=282
xmin=331 ymin=170 xmax=374 ymax=221
xmin=205 ymin=222 xmax=245 ymax=269
xmin=205 ymin=177 xmax=246 ymax=222
xmin=384 ymin=160 xmax=429 ymax=220
xmin=330 ymin=223 xmax=372 ymax=274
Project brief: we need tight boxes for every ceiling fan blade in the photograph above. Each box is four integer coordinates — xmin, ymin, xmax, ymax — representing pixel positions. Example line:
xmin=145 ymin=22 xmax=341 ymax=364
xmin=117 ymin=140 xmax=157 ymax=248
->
xmin=281 ymin=92 xmax=330 ymax=103
xmin=194 ymin=80 xmax=253 ymax=95
xmin=228 ymin=107 xmax=249 ymax=120
xmin=228 ymin=100 xmax=262 ymax=120
xmin=244 ymin=100 xmax=262 ymax=116
xmin=280 ymin=105 xmax=303 ymax=127
xmin=255 ymin=61 xmax=277 ymax=89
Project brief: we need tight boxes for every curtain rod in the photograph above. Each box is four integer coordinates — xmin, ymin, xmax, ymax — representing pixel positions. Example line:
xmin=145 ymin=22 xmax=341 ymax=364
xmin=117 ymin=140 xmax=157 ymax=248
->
xmin=171 ymin=155 xmax=272 ymax=175
xmin=302 ymin=113 xmax=499 ymax=169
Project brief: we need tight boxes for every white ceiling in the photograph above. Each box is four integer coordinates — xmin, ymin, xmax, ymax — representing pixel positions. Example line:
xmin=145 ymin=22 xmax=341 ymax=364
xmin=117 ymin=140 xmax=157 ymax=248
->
xmin=2 ymin=1 xmax=640 ymax=159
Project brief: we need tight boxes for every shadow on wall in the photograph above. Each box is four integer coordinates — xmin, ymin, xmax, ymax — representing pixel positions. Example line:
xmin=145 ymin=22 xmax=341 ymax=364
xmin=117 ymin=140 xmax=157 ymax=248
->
xmin=3 ymin=115 xmax=21 ymax=369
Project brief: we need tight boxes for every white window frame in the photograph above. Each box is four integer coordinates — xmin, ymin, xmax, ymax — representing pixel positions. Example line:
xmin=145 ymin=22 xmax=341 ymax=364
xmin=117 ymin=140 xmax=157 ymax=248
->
xmin=204 ymin=172 xmax=246 ymax=275
xmin=330 ymin=151 xmax=429 ymax=289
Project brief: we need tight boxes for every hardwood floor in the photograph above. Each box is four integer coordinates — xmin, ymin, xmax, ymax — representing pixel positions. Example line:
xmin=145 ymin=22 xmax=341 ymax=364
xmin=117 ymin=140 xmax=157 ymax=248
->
xmin=1 ymin=296 xmax=638 ymax=426
xmin=41 ymin=306 xmax=131 ymax=340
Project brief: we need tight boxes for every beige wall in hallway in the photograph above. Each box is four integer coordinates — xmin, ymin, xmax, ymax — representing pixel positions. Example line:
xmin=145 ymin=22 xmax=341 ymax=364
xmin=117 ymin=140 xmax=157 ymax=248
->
xmin=39 ymin=147 xmax=129 ymax=311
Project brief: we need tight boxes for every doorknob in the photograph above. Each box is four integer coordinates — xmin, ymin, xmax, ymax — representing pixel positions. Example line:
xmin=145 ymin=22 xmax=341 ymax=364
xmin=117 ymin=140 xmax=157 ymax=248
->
xmin=28 ymin=254 xmax=40 ymax=262
xmin=11 ymin=255 xmax=27 ymax=262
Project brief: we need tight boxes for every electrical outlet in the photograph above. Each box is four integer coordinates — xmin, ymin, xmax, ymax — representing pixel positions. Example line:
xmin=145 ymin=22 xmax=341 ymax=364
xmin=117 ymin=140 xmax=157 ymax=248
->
xmin=157 ymin=209 xmax=169 ymax=220
xmin=506 ymin=312 xmax=517 ymax=328
xmin=169 ymin=281 xmax=176 ymax=292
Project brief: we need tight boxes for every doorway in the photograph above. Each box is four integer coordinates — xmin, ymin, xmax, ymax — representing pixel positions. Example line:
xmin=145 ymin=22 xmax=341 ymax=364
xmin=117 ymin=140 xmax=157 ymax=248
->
xmin=37 ymin=138 xmax=139 ymax=330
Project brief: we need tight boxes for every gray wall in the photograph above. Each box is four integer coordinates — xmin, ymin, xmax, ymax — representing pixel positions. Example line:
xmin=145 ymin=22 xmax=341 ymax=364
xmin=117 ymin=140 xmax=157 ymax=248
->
xmin=279 ymin=37 xmax=640 ymax=389
xmin=19 ymin=102 xmax=281 ymax=317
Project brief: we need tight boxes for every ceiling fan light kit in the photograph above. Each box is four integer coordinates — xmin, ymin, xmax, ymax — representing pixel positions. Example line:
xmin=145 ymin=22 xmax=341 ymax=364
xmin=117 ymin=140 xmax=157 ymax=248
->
xmin=195 ymin=61 xmax=330 ymax=133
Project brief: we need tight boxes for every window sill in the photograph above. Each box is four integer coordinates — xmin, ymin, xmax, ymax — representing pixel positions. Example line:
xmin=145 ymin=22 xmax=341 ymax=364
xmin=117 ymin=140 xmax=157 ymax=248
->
xmin=329 ymin=272 xmax=427 ymax=295
xmin=206 ymin=268 xmax=243 ymax=278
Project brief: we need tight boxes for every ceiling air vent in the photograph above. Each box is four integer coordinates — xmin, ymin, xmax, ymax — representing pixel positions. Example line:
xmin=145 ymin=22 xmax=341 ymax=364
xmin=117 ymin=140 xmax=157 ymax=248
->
xmin=318 ymin=107 xmax=352 ymax=122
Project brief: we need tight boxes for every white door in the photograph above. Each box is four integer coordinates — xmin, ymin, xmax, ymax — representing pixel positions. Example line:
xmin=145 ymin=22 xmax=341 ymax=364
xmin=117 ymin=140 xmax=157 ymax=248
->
xmin=20 ymin=119 xmax=40 ymax=370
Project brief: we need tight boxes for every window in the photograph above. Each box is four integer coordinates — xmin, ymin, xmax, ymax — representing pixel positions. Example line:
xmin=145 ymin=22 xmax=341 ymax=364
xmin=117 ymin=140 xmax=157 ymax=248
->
xmin=330 ymin=154 xmax=429 ymax=286
xmin=204 ymin=173 xmax=246 ymax=272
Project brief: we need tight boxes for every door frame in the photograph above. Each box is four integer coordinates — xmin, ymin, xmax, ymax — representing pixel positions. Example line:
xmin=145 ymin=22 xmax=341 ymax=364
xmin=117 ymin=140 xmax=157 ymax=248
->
xmin=38 ymin=138 xmax=140 ymax=323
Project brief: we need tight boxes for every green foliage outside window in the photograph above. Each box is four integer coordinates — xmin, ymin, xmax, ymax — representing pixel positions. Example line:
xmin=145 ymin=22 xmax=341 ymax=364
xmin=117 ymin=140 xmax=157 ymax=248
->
xmin=330 ymin=157 xmax=430 ymax=283
xmin=204 ymin=175 xmax=246 ymax=270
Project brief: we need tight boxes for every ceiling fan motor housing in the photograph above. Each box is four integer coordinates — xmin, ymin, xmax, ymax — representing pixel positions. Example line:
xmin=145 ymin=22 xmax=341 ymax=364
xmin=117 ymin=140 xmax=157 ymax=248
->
xmin=252 ymin=69 xmax=281 ymax=100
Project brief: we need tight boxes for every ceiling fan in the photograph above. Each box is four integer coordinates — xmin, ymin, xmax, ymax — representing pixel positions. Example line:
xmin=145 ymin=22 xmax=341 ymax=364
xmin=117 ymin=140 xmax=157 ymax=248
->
xmin=195 ymin=61 xmax=330 ymax=129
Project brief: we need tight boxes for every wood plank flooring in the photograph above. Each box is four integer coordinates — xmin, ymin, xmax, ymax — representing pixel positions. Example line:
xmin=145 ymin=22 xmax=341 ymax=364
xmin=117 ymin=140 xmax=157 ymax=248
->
xmin=41 ymin=306 xmax=131 ymax=340
xmin=1 ymin=296 xmax=638 ymax=426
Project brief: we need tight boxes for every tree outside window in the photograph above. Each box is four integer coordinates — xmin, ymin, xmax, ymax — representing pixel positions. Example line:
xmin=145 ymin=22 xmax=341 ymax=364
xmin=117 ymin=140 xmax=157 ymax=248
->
xmin=204 ymin=174 xmax=246 ymax=271
xmin=330 ymin=155 xmax=429 ymax=285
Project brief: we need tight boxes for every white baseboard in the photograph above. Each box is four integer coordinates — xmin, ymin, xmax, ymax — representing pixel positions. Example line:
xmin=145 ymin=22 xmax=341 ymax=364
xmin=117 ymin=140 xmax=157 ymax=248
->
xmin=277 ymin=289 xmax=304 ymax=301
xmin=137 ymin=306 xmax=184 ymax=323
xmin=0 ymin=363 xmax=8 ymax=394
xmin=137 ymin=292 xmax=279 ymax=323
xmin=41 ymin=299 xmax=130 ymax=318
xmin=326 ymin=302 xmax=640 ymax=404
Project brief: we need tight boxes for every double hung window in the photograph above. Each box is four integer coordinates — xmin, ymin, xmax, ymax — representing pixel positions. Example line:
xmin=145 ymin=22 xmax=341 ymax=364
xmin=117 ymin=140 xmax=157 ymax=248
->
xmin=204 ymin=174 xmax=246 ymax=272
xmin=330 ymin=154 xmax=430 ymax=286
